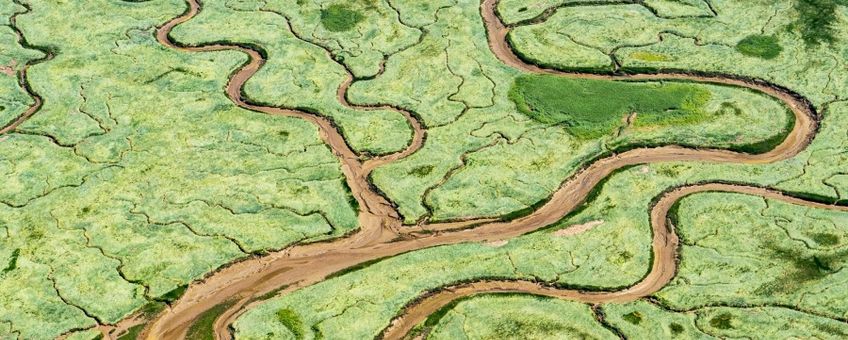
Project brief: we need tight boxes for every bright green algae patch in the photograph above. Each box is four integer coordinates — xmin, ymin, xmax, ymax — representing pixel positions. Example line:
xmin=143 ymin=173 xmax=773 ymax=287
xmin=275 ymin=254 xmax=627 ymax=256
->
xmin=509 ymin=75 xmax=712 ymax=139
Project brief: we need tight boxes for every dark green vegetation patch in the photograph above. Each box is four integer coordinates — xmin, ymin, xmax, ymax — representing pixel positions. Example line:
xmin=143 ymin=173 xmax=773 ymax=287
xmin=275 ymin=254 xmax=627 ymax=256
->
xmin=186 ymin=300 xmax=237 ymax=340
xmin=509 ymin=75 xmax=712 ymax=139
xmin=790 ymin=0 xmax=848 ymax=47
xmin=156 ymin=284 xmax=188 ymax=303
xmin=2 ymin=249 xmax=20 ymax=274
xmin=117 ymin=325 xmax=143 ymax=340
xmin=490 ymin=318 xmax=583 ymax=338
xmin=811 ymin=232 xmax=840 ymax=246
xmin=408 ymin=165 xmax=435 ymax=177
xmin=623 ymin=311 xmax=643 ymax=324
xmin=709 ymin=313 xmax=735 ymax=329
xmin=320 ymin=4 xmax=364 ymax=32
xmin=754 ymin=238 xmax=848 ymax=296
xmin=736 ymin=35 xmax=783 ymax=59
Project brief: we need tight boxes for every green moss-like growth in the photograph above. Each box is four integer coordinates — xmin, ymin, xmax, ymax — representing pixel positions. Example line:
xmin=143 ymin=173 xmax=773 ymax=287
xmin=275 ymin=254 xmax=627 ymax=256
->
xmin=320 ymin=4 xmax=364 ymax=32
xmin=408 ymin=165 xmax=434 ymax=177
xmin=276 ymin=308 xmax=305 ymax=339
xmin=509 ymin=74 xmax=712 ymax=139
xmin=736 ymin=35 xmax=783 ymax=59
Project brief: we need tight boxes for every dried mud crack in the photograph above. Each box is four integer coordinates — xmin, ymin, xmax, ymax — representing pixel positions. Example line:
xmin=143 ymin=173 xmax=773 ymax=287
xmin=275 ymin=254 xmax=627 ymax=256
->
xmin=107 ymin=0 xmax=832 ymax=339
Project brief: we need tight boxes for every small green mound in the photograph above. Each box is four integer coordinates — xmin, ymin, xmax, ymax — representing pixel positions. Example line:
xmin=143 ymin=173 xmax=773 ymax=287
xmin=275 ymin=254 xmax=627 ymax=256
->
xmin=320 ymin=4 xmax=364 ymax=32
xmin=623 ymin=311 xmax=643 ymax=324
xmin=736 ymin=35 xmax=783 ymax=59
xmin=509 ymin=74 xmax=712 ymax=139
xmin=408 ymin=165 xmax=434 ymax=177
xmin=276 ymin=308 xmax=305 ymax=339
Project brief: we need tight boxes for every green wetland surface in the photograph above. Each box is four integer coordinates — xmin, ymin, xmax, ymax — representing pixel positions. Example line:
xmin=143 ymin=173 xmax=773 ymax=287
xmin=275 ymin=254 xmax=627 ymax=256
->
xmin=0 ymin=0 xmax=847 ymax=339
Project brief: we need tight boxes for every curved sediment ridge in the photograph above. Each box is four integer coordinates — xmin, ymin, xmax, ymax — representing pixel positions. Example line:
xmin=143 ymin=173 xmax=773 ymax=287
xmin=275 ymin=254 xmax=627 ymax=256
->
xmin=379 ymin=183 xmax=848 ymax=339
xmin=133 ymin=0 xmax=824 ymax=339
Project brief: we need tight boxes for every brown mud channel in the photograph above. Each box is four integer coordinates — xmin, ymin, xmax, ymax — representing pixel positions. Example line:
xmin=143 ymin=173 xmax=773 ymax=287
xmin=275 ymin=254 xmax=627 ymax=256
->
xmin=109 ymin=0 xmax=826 ymax=338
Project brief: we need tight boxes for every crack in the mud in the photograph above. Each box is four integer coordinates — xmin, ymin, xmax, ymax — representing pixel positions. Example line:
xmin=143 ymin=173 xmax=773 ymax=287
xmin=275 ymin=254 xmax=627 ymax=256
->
xmin=46 ymin=265 xmax=104 ymax=325
xmin=592 ymin=304 xmax=627 ymax=340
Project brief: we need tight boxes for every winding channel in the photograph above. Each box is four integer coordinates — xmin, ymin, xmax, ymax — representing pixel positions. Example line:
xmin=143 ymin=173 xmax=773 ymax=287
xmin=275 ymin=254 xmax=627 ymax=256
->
xmin=1 ymin=0 xmax=54 ymax=135
xmin=103 ymin=0 xmax=829 ymax=338
xmin=380 ymin=183 xmax=848 ymax=339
